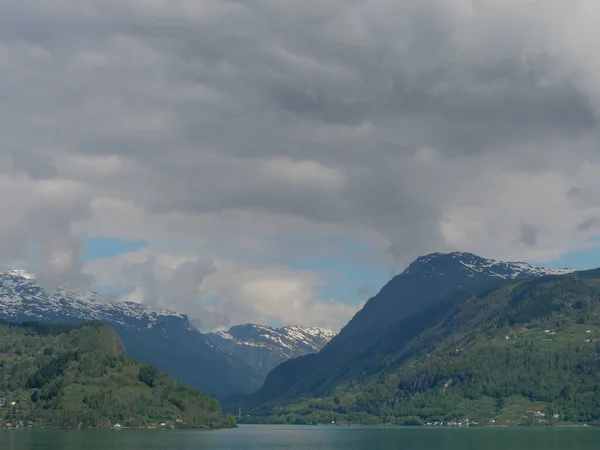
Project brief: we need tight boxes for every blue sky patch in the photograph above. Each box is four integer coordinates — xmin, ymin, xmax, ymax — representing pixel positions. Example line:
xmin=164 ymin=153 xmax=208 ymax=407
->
xmin=84 ymin=236 xmax=148 ymax=261
xmin=265 ymin=255 xmax=394 ymax=306
xmin=540 ymin=236 xmax=600 ymax=270
xmin=540 ymin=244 xmax=600 ymax=270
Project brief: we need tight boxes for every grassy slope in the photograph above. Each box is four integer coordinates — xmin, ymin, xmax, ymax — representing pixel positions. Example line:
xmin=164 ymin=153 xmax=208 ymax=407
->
xmin=248 ymin=270 xmax=600 ymax=426
xmin=0 ymin=320 xmax=237 ymax=429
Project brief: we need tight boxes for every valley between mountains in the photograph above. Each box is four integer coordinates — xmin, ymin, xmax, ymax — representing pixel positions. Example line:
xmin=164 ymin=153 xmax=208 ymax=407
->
xmin=3 ymin=252 xmax=600 ymax=427
xmin=0 ymin=269 xmax=335 ymax=397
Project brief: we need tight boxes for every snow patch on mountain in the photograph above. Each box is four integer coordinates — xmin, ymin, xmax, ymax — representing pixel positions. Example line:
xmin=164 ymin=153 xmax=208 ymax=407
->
xmin=4 ymin=269 xmax=36 ymax=280
xmin=212 ymin=330 xmax=235 ymax=340
xmin=207 ymin=324 xmax=337 ymax=376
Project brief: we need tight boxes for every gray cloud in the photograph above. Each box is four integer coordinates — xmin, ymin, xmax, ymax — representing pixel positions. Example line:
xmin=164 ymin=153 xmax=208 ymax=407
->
xmin=579 ymin=217 xmax=600 ymax=231
xmin=1 ymin=0 xmax=600 ymax=329
xmin=120 ymin=256 xmax=218 ymax=328
xmin=519 ymin=223 xmax=541 ymax=247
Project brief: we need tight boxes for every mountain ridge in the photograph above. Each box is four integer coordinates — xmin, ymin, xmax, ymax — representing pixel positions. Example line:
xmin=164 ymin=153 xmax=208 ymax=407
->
xmin=207 ymin=324 xmax=336 ymax=377
xmin=0 ymin=269 xmax=187 ymax=325
xmin=404 ymin=252 xmax=574 ymax=279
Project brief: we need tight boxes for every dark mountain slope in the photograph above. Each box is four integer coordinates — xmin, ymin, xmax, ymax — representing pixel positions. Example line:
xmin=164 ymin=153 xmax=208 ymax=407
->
xmin=324 ymin=252 xmax=571 ymax=363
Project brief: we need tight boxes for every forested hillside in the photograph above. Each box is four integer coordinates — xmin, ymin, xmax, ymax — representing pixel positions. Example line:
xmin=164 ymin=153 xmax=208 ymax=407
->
xmin=248 ymin=269 xmax=600 ymax=426
xmin=0 ymin=320 xmax=237 ymax=429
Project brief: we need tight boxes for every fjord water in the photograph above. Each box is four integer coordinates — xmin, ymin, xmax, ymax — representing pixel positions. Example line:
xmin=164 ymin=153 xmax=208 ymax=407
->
xmin=2 ymin=425 xmax=599 ymax=450
xmin=0 ymin=426 xmax=600 ymax=450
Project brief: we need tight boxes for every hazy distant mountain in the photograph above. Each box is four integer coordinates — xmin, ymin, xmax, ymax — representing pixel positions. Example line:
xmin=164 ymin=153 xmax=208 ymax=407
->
xmin=208 ymin=324 xmax=336 ymax=377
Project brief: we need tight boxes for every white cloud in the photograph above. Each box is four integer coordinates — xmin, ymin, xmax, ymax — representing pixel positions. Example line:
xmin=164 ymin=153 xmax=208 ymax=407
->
xmin=198 ymin=260 xmax=361 ymax=331
xmin=86 ymin=251 xmax=361 ymax=331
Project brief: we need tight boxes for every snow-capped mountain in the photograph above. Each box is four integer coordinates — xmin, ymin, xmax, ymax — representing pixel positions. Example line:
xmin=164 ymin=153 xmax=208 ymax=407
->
xmin=0 ymin=269 xmax=261 ymax=396
xmin=207 ymin=324 xmax=336 ymax=376
xmin=404 ymin=252 xmax=575 ymax=280
xmin=356 ymin=251 xmax=576 ymax=338
xmin=253 ymin=252 xmax=579 ymax=406
xmin=0 ymin=269 xmax=186 ymax=327
xmin=342 ymin=251 xmax=576 ymax=344
xmin=330 ymin=250 xmax=574 ymax=371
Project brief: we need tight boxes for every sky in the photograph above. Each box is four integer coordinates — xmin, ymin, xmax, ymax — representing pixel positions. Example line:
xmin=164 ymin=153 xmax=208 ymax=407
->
xmin=1 ymin=0 xmax=600 ymax=332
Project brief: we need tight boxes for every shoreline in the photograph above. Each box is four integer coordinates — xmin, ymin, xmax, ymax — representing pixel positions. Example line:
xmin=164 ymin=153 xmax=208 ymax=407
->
xmin=0 ymin=424 xmax=238 ymax=431
xmin=2 ymin=423 xmax=598 ymax=431
xmin=236 ymin=423 xmax=598 ymax=429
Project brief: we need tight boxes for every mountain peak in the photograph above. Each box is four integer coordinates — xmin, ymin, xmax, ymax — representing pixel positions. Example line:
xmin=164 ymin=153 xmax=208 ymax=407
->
xmin=221 ymin=323 xmax=337 ymax=347
xmin=404 ymin=251 xmax=575 ymax=280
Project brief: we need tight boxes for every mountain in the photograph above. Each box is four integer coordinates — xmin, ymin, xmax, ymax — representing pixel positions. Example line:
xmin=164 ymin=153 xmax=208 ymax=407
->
xmin=0 ymin=270 xmax=261 ymax=396
xmin=207 ymin=325 xmax=336 ymax=377
xmin=249 ymin=268 xmax=600 ymax=426
xmin=0 ymin=320 xmax=237 ymax=429
xmin=249 ymin=252 xmax=575 ymax=407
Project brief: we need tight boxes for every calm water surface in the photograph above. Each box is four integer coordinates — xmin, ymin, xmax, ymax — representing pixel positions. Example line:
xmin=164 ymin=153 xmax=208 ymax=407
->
xmin=2 ymin=425 xmax=599 ymax=450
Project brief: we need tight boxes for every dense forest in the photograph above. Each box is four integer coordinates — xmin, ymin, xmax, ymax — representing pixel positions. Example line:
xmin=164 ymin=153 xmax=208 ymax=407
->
xmin=0 ymin=320 xmax=237 ymax=429
xmin=246 ymin=270 xmax=600 ymax=426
